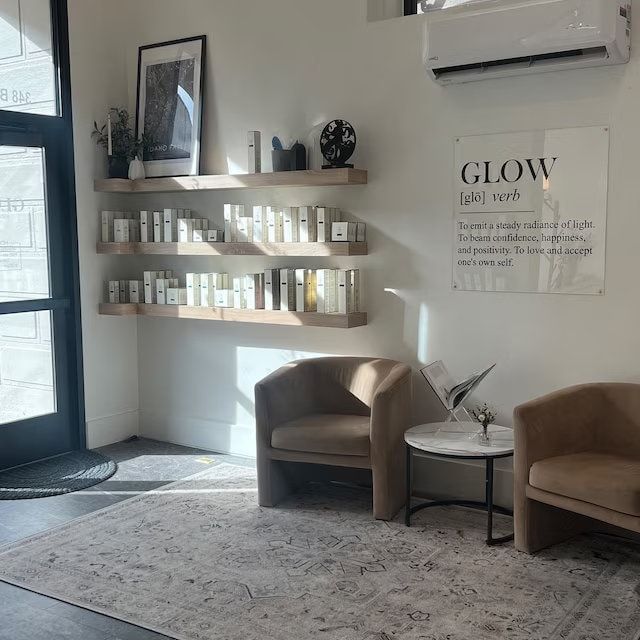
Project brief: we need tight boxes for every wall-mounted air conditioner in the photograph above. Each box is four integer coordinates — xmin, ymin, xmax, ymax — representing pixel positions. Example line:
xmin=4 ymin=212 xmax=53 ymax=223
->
xmin=424 ymin=0 xmax=631 ymax=84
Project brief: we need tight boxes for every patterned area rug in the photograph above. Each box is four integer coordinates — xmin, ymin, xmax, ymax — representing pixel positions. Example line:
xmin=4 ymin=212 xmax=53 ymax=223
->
xmin=0 ymin=462 xmax=639 ymax=640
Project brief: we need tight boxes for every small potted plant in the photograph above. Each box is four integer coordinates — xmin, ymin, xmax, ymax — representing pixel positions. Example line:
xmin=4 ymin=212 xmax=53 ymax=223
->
xmin=471 ymin=402 xmax=496 ymax=444
xmin=92 ymin=108 xmax=148 ymax=179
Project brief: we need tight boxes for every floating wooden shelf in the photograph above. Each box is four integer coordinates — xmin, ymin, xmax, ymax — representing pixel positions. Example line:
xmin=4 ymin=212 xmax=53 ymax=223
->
xmin=99 ymin=303 xmax=367 ymax=329
xmin=94 ymin=168 xmax=368 ymax=193
xmin=96 ymin=241 xmax=367 ymax=257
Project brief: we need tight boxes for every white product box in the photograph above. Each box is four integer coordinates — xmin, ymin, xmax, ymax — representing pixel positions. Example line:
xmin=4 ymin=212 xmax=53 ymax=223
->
xmin=332 ymin=221 xmax=357 ymax=242
xmin=200 ymin=273 xmax=216 ymax=307
xmin=143 ymin=270 xmax=161 ymax=304
xmin=236 ymin=216 xmax=254 ymax=243
xmin=232 ymin=276 xmax=246 ymax=309
xmin=156 ymin=278 xmax=167 ymax=305
xmin=248 ymin=131 xmax=261 ymax=174
xmin=186 ymin=273 xmax=201 ymax=306
xmin=252 ymin=206 xmax=266 ymax=242
xmin=224 ymin=204 xmax=243 ymax=243
xmin=128 ymin=280 xmax=143 ymax=303
xmin=214 ymin=289 xmax=233 ymax=308
xmin=349 ymin=269 xmax=360 ymax=313
xmin=178 ymin=218 xmax=194 ymax=243
xmin=163 ymin=208 xmax=178 ymax=242
xmin=207 ymin=230 xmax=222 ymax=242
xmin=356 ymin=222 xmax=366 ymax=243
xmin=298 ymin=206 xmax=317 ymax=243
xmin=107 ymin=280 xmax=118 ymax=303
xmin=337 ymin=269 xmax=348 ymax=314
xmin=166 ymin=288 xmax=187 ymax=305
xmin=153 ymin=211 xmax=163 ymax=243
xmin=244 ymin=273 xmax=264 ymax=310
xmin=317 ymin=207 xmax=341 ymax=242
xmin=316 ymin=269 xmax=337 ymax=314
xmin=283 ymin=207 xmax=299 ymax=243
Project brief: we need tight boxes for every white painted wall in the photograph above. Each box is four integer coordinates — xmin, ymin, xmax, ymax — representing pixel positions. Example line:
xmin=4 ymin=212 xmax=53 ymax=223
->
xmin=68 ymin=0 xmax=139 ymax=448
xmin=73 ymin=0 xmax=640 ymax=504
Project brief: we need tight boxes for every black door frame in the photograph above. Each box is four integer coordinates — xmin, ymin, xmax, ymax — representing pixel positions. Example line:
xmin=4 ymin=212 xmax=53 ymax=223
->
xmin=0 ymin=0 xmax=85 ymax=468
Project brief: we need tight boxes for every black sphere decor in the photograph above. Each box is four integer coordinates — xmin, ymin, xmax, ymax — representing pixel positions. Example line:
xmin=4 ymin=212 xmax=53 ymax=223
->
xmin=320 ymin=119 xmax=356 ymax=169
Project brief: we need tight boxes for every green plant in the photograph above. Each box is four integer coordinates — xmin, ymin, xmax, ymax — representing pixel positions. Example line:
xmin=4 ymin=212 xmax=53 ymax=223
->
xmin=92 ymin=108 xmax=149 ymax=160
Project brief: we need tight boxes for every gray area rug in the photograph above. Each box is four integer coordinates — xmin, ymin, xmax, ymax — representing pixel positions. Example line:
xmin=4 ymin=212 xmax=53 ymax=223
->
xmin=0 ymin=450 xmax=117 ymax=499
xmin=0 ymin=462 xmax=639 ymax=640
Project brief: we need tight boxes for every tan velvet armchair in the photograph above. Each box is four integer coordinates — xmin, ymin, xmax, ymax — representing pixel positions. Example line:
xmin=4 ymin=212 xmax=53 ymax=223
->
xmin=514 ymin=383 xmax=640 ymax=553
xmin=254 ymin=357 xmax=412 ymax=520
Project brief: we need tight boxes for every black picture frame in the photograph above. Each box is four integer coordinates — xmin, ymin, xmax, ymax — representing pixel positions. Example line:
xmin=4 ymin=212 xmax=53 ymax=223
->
xmin=135 ymin=35 xmax=206 ymax=177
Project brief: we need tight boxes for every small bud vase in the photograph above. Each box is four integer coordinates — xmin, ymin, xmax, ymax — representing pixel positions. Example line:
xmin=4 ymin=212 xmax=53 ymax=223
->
xmin=128 ymin=155 xmax=145 ymax=180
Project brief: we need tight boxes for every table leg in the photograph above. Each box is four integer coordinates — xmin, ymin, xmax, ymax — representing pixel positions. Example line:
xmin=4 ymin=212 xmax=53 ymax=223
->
xmin=405 ymin=444 xmax=412 ymax=527
xmin=485 ymin=456 xmax=514 ymax=546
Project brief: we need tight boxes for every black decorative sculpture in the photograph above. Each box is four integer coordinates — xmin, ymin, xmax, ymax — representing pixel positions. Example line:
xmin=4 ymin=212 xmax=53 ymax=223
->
xmin=320 ymin=119 xmax=356 ymax=169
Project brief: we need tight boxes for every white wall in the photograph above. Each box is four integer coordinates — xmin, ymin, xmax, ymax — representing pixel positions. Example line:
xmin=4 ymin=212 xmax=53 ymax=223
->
xmin=68 ymin=0 xmax=139 ymax=448
xmin=75 ymin=0 xmax=640 ymax=503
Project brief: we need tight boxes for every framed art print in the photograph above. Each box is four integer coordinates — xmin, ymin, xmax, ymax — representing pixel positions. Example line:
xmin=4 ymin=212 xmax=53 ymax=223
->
xmin=135 ymin=35 xmax=206 ymax=177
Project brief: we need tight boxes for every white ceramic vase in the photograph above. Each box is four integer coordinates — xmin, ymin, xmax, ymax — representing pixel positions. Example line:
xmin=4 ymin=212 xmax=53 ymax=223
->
xmin=128 ymin=156 xmax=145 ymax=180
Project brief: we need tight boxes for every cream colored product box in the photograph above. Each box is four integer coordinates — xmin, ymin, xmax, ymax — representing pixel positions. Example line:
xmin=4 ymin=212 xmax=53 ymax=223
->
xmin=224 ymin=204 xmax=243 ymax=242
xmin=186 ymin=273 xmax=201 ymax=306
xmin=215 ymin=273 xmax=229 ymax=290
xmin=139 ymin=211 xmax=150 ymax=243
xmin=283 ymin=207 xmax=299 ymax=243
xmin=156 ymin=278 xmax=167 ymax=305
xmin=236 ymin=216 xmax=254 ymax=242
xmin=349 ymin=269 xmax=360 ymax=313
xmin=163 ymin=208 xmax=178 ymax=242
xmin=207 ymin=229 xmax=222 ymax=242
xmin=252 ymin=206 xmax=266 ymax=242
xmin=143 ymin=270 xmax=162 ymax=304
xmin=298 ymin=206 xmax=317 ymax=243
xmin=129 ymin=219 xmax=140 ymax=242
xmin=200 ymin=273 xmax=216 ymax=307
xmin=193 ymin=229 xmax=206 ymax=242
xmin=356 ymin=222 xmax=366 ymax=243
xmin=274 ymin=208 xmax=284 ymax=242
xmin=264 ymin=268 xmax=280 ymax=310
xmin=128 ymin=280 xmax=144 ymax=303
xmin=118 ymin=280 xmax=127 ymax=303
xmin=279 ymin=268 xmax=296 ymax=312
xmin=214 ymin=288 xmax=233 ymax=308
xmin=332 ymin=221 xmax=357 ymax=242
xmin=113 ymin=219 xmax=129 ymax=243
xmin=337 ymin=269 xmax=348 ymax=314
xmin=178 ymin=218 xmax=194 ymax=243
xmin=245 ymin=273 xmax=265 ymax=310
xmin=153 ymin=211 xmax=163 ymax=242
xmin=101 ymin=211 xmax=115 ymax=242
xmin=316 ymin=207 xmax=340 ymax=242
xmin=166 ymin=288 xmax=187 ymax=305
xmin=248 ymin=130 xmax=261 ymax=174
xmin=316 ymin=269 xmax=337 ymax=314
xmin=107 ymin=280 xmax=118 ymax=303
xmin=232 ymin=276 xmax=246 ymax=309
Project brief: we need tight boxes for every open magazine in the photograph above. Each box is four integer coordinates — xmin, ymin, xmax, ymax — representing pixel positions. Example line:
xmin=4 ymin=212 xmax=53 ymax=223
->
xmin=420 ymin=361 xmax=496 ymax=412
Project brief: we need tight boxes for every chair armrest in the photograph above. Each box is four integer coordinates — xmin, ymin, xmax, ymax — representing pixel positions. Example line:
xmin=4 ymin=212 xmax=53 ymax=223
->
xmin=370 ymin=364 xmax=412 ymax=461
xmin=513 ymin=383 xmax=603 ymax=486
xmin=254 ymin=361 xmax=317 ymax=450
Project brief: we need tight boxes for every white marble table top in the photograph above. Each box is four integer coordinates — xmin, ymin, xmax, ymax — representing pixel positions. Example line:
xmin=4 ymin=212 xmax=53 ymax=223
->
xmin=405 ymin=422 xmax=514 ymax=458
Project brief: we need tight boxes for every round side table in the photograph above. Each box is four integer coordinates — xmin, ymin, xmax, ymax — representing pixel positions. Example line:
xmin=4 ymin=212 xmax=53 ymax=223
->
xmin=404 ymin=422 xmax=514 ymax=546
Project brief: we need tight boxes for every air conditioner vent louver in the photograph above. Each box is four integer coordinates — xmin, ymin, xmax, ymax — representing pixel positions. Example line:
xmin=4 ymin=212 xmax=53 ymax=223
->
xmin=433 ymin=46 xmax=609 ymax=80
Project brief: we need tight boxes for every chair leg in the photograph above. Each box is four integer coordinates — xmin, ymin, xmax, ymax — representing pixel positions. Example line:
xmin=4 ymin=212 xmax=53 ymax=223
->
xmin=372 ymin=454 xmax=406 ymax=521
xmin=515 ymin=496 xmax=592 ymax=553
xmin=257 ymin=456 xmax=295 ymax=508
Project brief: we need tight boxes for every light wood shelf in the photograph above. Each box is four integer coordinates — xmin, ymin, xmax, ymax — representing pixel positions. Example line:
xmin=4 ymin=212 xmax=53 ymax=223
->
xmin=99 ymin=303 xmax=367 ymax=328
xmin=94 ymin=168 xmax=367 ymax=193
xmin=96 ymin=241 xmax=367 ymax=257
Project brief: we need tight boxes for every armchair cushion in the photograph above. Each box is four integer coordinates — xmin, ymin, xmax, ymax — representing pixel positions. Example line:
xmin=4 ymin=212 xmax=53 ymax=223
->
xmin=530 ymin=452 xmax=640 ymax=517
xmin=271 ymin=413 xmax=371 ymax=457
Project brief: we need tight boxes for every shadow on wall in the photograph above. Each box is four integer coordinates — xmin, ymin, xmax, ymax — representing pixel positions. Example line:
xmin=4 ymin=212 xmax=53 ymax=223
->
xmin=367 ymin=0 xmax=404 ymax=22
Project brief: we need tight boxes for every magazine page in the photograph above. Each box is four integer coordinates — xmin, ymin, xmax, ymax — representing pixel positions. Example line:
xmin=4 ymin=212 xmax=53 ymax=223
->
xmin=420 ymin=360 xmax=456 ymax=410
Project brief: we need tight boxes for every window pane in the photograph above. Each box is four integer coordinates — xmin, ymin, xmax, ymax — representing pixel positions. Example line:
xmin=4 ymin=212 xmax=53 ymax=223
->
xmin=0 ymin=145 xmax=50 ymax=303
xmin=0 ymin=310 xmax=55 ymax=425
xmin=0 ymin=0 xmax=57 ymax=115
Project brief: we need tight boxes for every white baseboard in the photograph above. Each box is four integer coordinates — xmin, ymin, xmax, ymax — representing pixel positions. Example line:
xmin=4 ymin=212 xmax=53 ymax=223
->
xmin=86 ymin=409 xmax=139 ymax=449
xmin=139 ymin=410 xmax=256 ymax=458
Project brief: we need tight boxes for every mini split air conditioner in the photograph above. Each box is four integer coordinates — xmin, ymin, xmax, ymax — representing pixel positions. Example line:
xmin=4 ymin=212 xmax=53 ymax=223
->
xmin=424 ymin=0 xmax=631 ymax=84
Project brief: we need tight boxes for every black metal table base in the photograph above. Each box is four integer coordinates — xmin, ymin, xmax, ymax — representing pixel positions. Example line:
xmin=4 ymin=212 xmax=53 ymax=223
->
xmin=405 ymin=445 xmax=514 ymax=546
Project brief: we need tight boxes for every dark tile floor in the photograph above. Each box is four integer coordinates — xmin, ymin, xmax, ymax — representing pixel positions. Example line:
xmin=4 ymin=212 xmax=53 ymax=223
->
xmin=0 ymin=437 xmax=254 ymax=640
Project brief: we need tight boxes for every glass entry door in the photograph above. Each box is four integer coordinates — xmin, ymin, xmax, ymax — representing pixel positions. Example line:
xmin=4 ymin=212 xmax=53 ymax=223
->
xmin=0 ymin=0 xmax=83 ymax=470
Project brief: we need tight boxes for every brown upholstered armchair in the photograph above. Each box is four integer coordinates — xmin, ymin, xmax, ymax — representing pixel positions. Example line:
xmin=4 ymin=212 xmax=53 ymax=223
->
xmin=514 ymin=383 xmax=640 ymax=553
xmin=254 ymin=357 xmax=412 ymax=520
